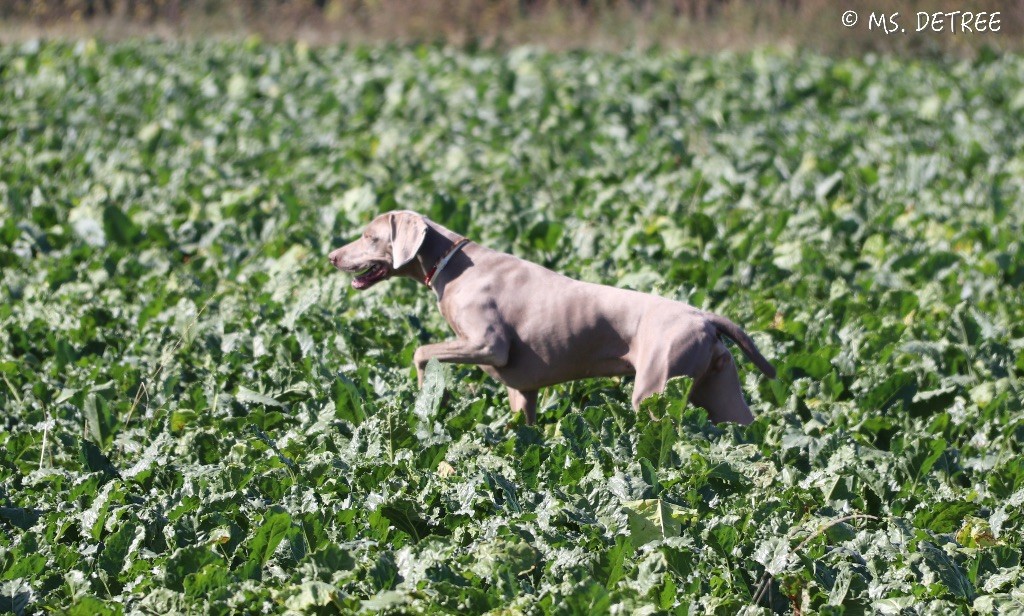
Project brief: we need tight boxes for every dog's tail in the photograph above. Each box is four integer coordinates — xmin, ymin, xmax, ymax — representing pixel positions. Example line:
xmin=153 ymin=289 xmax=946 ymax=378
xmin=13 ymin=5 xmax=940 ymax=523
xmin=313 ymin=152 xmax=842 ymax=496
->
xmin=708 ymin=314 xmax=777 ymax=379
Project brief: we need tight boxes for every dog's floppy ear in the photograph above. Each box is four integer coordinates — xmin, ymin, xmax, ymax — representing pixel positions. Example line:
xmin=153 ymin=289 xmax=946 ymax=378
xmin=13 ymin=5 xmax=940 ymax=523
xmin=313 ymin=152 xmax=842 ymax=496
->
xmin=390 ymin=211 xmax=428 ymax=269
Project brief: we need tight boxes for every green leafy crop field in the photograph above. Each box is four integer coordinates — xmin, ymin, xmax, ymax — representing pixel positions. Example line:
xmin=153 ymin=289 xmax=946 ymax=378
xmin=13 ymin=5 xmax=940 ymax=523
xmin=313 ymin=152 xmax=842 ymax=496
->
xmin=2 ymin=41 xmax=1024 ymax=614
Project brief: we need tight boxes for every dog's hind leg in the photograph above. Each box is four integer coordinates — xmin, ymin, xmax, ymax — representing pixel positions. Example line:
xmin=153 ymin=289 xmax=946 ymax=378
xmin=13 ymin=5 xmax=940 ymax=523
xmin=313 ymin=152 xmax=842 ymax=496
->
xmin=508 ymin=387 xmax=538 ymax=425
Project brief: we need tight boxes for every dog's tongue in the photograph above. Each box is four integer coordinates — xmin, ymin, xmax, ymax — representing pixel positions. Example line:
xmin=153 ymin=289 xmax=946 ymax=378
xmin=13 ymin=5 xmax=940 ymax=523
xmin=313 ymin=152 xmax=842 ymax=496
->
xmin=352 ymin=265 xmax=385 ymax=289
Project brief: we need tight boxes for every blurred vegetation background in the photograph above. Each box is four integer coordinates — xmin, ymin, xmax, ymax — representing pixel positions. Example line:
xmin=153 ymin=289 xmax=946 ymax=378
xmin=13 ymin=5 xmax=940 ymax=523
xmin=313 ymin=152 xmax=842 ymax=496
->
xmin=1 ymin=0 xmax=1022 ymax=54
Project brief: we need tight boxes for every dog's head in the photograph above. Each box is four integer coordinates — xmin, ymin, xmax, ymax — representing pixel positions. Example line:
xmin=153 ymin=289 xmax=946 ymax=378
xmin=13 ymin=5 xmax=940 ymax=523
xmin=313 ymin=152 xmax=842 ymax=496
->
xmin=328 ymin=210 xmax=428 ymax=290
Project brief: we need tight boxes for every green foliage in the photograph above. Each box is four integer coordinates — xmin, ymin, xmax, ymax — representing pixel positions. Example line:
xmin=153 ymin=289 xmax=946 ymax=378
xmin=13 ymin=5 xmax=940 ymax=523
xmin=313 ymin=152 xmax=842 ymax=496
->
xmin=1 ymin=40 xmax=1023 ymax=614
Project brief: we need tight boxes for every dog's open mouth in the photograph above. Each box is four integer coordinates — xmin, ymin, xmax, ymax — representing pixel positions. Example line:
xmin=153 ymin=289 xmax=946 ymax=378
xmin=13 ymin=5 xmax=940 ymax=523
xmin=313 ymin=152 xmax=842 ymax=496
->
xmin=351 ymin=263 xmax=389 ymax=290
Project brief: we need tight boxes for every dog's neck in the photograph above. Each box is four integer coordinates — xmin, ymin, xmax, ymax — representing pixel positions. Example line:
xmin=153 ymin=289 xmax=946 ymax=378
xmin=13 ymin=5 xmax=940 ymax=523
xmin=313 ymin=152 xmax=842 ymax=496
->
xmin=405 ymin=224 xmax=469 ymax=288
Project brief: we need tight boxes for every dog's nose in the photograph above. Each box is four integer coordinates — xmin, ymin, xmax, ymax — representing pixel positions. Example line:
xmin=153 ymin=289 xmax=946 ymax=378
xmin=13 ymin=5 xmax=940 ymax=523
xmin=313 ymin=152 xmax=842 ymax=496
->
xmin=328 ymin=251 xmax=339 ymax=268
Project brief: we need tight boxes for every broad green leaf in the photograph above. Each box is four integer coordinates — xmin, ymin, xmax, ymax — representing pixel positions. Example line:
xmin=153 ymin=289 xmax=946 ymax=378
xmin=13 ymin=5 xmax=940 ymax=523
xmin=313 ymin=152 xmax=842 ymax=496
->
xmin=917 ymin=542 xmax=975 ymax=600
xmin=170 ymin=410 xmax=198 ymax=432
xmin=0 ymin=507 xmax=41 ymax=530
xmin=284 ymin=581 xmax=339 ymax=610
xmin=527 ymin=220 xmax=563 ymax=252
xmin=79 ymin=438 xmax=120 ymax=480
xmin=784 ymin=352 xmax=832 ymax=380
xmin=753 ymin=536 xmax=791 ymax=576
xmin=102 ymin=205 xmax=139 ymax=245
xmin=307 ymin=545 xmax=357 ymax=573
xmin=83 ymin=393 xmax=116 ymax=449
xmin=379 ymin=500 xmax=441 ymax=542
xmin=414 ymin=359 xmax=448 ymax=423
xmin=97 ymin=522 xmax=140 ymax=578
xmin=248 ymin=511 xmax=293 ymax=566
xmin=67 ymin=596 xmax=122 ymax=616
xmin=637 ymin=420 xmax=677 ymax=469
xmin=914 ymin=500 xmax=977 ymax=534
xmin=622 ymin=499 xmax=690 ymax=545
xmin=164 ymin=547 xmax=223 ymax=592
xmin=596 ymin=535 xmax=633 ymax=588
xmin=236 ymin=386 xmax=285 ymax=409
xmin=183 ymin=563 xmax=230 ymax=598
xmin=0 ymin=580 xmax=33 ymax=615
xmin=368 ymin=553 xmax=400 ymax=592
xmin=361 ymin=590 xmax=410 ymax=612
xmin=639 ymin=377 xmax=692 ymax=423
xmin=3 ymin=553 xmax=46 ymax=580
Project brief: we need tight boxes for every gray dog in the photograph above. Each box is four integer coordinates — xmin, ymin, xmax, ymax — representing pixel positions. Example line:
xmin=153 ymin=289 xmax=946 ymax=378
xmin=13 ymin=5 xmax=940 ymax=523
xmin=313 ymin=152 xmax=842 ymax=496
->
xmin=329 ymin=210 xmax=775 ymax=425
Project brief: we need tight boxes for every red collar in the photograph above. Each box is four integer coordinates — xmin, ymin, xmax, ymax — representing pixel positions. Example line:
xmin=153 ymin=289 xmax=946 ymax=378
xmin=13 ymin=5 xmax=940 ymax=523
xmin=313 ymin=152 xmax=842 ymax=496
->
xmin=424 ymin=238 xmax=470 ymax=286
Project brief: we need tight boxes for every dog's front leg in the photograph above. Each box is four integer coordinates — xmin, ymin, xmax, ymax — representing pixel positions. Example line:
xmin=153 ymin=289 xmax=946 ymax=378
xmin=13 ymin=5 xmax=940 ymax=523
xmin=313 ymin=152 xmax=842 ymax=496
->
xmin=413 ymin=338 xmax=510 ymax=387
